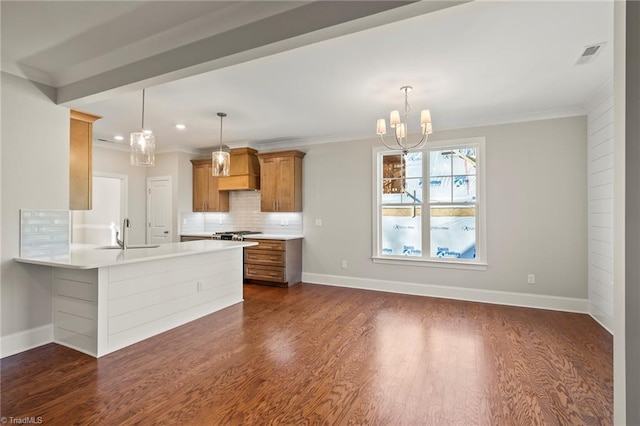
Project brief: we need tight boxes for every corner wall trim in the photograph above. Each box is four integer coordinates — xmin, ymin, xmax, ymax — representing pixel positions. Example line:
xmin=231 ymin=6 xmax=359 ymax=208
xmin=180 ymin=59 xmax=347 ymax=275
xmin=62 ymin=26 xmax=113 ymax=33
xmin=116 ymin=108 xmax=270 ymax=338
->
xmin=302 ymin=273 xmax=590 ymax=314
xmin=1 ymin=324 xmax=53 ymax=358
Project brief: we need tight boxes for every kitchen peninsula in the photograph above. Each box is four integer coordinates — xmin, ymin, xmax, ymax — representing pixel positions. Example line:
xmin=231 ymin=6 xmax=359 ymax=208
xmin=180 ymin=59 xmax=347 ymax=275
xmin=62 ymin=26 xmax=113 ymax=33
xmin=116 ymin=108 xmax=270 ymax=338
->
xmin=16 ymin=240 xmax=256 ymax=357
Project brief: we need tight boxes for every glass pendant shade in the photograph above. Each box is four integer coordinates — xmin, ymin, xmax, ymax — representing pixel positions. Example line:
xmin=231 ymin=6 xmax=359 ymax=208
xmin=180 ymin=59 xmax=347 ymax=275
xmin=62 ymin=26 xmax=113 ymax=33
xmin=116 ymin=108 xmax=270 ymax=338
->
xmin=212 ymin=112 xmax=229 ymax=177
xmin=130 ymin=89 xmax=155 ymax=166
xmin=130 ymin=131 xmax=156 ymax=166
xmin=212 ymin=151 xmax=230 ymax=177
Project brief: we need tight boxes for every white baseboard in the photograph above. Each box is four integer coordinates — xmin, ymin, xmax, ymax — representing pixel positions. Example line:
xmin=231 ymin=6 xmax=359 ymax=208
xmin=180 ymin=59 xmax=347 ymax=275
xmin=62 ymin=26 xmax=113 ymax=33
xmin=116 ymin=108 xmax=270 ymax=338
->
xmin=302 ymin=273 xmax=590 ymax=314
xmin=589 ymin=303 xmax=614 ymax=334
xmin=1 ymin=324 xmax=53 ymax=358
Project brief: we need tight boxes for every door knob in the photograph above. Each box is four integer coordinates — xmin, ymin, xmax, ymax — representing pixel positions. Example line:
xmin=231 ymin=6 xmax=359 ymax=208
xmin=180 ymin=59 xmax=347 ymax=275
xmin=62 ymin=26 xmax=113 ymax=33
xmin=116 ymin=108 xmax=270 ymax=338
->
xmin=164 ymin=231 xmax=169 ymax=234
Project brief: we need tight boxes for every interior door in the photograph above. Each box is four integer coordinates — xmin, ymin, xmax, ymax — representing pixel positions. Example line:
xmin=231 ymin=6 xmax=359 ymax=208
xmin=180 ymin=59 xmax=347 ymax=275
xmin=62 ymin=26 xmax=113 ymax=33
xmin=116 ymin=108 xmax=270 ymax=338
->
xmin=147 ymin=176 xmax=172 ymax=244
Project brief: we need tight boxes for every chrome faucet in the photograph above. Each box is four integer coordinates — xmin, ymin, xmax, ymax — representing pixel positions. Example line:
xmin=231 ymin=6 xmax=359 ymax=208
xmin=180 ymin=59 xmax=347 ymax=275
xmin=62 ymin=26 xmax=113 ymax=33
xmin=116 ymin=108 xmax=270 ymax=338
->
xmin=115 ymin=218 xmax=131 ymax=250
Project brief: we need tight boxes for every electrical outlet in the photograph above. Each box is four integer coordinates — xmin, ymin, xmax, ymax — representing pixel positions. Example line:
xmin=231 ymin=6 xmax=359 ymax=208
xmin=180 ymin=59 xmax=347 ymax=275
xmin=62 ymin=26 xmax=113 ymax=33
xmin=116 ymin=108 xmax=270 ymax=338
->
xmin=527 ymin=274 xmax=535 ymax=284
xmin=341 ymin=260 xmax=348 ymax=269
xmin=315 ymin=219 xmax=322 ymax=226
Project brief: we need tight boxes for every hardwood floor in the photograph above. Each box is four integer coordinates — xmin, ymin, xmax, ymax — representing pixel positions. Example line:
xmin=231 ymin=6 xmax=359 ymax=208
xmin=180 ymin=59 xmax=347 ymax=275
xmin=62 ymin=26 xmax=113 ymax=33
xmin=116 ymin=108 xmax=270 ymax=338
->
xmin=1 ymin=284 xmax=613 ymax=425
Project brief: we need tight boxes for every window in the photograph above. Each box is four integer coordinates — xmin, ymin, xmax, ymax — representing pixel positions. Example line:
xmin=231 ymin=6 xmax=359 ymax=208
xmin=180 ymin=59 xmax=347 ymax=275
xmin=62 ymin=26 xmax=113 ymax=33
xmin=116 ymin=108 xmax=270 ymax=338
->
xmin=372 ymin=137 xmax=486 ymax=268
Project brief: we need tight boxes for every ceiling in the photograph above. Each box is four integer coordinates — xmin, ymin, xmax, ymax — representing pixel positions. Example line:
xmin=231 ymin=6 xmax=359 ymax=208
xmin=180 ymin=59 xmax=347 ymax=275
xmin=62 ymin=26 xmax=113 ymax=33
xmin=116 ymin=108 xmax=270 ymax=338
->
xmin=1 ymin=1 xmax=614 ymax=153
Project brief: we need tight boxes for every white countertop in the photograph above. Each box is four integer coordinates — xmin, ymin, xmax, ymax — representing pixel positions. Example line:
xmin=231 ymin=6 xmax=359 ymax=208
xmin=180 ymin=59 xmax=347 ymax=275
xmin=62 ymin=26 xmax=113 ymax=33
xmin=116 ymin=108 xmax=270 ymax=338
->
xmin=15 ymin=240 xmax=257 ymax=270
xmin=181 ymin=232 xmax=303 ymax=240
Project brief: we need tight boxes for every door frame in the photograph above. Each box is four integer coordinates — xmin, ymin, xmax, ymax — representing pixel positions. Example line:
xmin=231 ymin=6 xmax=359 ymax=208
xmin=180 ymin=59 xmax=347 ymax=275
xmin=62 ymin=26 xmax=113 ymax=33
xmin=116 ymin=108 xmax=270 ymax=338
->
xmin=147 ymin=176 xmax=173 ymax=244
xmin=70 ymin=172 xmax=127 ymax=245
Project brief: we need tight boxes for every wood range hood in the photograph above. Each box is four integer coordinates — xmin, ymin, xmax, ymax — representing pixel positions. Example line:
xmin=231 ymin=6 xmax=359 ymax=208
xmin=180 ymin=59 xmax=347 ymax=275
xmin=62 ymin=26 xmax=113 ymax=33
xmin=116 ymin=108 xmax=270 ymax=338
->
xmin=217 ymin=147 xmax=260 ymax=191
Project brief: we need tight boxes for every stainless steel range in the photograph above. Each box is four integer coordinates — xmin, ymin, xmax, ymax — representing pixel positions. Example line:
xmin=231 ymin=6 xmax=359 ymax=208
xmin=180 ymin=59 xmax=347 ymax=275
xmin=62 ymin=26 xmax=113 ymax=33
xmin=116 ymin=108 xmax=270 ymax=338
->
xmin=211 ymin=231 xmax=262 ymax=241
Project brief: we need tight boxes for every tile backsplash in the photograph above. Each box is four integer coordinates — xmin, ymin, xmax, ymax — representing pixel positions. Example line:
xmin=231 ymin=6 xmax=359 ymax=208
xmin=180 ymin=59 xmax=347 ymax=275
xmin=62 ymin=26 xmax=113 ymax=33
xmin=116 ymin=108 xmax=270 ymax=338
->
xmin=180 ymin=191 xmax=303 ymax=235
xmin=20 ymin=209 xmax=70 ymax=257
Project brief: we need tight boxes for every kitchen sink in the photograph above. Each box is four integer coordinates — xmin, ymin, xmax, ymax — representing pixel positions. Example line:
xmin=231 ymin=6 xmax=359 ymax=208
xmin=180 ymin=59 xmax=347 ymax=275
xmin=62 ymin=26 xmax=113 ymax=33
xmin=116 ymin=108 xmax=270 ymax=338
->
xmin=97 ymin=244 xmax=160 ymax=250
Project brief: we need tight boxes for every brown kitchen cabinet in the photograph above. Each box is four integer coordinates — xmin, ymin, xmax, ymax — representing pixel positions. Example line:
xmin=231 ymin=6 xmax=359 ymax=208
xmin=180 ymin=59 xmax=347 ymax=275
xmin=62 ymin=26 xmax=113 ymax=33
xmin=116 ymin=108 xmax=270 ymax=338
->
xmin=257 ymin=150 xmax=305 ymax=212
xmin=69 ymin=109 xmax=101 ymax=210
xmin=243 ymin=238 xmax=302 ymax=287
xmin=191 ymin=159 xmax=229 ymax=212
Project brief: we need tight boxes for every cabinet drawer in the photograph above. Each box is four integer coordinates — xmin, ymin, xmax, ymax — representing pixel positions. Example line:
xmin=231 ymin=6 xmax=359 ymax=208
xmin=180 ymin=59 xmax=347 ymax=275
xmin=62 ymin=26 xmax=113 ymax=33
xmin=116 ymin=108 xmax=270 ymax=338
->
xmin=244 ymin=249 xmax=284 ymax=266
xmin=244 ymin=239 xmax=285 ymax=251
xmin=244 ymin=265 xmax=285 ymax=282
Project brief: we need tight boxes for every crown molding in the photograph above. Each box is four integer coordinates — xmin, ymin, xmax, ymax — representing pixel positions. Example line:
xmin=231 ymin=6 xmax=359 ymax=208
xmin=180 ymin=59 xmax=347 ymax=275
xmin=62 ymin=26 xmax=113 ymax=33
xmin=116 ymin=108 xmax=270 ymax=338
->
xmin=1 ymin=59 xmax=56 ymax=87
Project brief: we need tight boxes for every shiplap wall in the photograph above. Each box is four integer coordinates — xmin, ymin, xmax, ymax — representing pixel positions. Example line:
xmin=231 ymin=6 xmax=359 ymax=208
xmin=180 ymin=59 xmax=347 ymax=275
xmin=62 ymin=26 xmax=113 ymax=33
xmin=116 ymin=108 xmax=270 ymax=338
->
xmin=587 ymin=80 xmax=614 ymax=332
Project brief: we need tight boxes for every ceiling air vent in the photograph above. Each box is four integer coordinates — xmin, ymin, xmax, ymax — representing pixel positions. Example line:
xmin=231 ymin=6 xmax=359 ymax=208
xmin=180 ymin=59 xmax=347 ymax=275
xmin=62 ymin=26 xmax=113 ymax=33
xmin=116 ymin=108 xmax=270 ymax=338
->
xmin=575 ymin=43 xmax=605 ymax=66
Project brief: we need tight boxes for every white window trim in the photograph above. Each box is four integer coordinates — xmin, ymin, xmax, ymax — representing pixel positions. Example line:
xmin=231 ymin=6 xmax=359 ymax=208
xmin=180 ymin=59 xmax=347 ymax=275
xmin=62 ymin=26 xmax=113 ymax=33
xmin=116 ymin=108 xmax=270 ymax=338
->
xmin=372 ymin=137 xmax=487 ymax=269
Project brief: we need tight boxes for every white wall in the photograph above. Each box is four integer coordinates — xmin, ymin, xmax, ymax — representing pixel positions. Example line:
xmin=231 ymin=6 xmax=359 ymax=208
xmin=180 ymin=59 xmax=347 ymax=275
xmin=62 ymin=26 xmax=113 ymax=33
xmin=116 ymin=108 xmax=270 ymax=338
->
xmin=177 ymin=152 xmax=194 ymax=223
xmin=303 ymin=116 xmax=588 ymax=303
xmin=91 ymin=149 xmax=197 ymax=245
xmin=586 ymin=81 xmax=615 ymax=332
xmin=92 ymin=145 xmax=147 ymax=244
xmin=613 ymin=3 xmax=626 ymax=422
xmin=622 ymin=1 xmax=640 ymax=422
xmin=1 ymin=72 xmax=69 ymax=336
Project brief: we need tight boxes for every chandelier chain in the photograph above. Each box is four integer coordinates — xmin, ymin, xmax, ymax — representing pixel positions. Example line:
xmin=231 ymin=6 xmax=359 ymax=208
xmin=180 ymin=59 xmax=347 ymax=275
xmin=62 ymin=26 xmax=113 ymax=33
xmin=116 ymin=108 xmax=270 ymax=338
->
xmin=404 ymin=88 xmax=411 ymax=115
xmin=141 ymin=89 xmax=145 ymax=129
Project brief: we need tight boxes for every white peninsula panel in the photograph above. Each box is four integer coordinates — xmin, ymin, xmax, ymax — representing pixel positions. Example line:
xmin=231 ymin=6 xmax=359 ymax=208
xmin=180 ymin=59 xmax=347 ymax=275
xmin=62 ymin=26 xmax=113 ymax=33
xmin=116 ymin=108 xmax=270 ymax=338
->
xmin=18 ymin=240 xmax=255 ymax=357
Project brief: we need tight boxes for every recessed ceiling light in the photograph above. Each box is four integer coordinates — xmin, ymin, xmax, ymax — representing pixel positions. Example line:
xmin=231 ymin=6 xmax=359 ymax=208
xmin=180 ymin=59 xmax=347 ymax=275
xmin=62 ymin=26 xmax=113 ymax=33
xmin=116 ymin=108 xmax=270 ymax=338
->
xmin=114 ymin=135 xmax=124 ymax=141
xmin=175 ymin=124 xmax=186 ymax=130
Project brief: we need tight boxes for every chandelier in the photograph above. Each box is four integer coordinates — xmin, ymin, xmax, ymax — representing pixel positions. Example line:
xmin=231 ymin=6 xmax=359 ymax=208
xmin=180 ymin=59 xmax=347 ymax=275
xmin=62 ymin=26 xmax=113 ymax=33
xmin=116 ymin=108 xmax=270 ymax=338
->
xmin=130 ymin=89 xmax=156 ymax=166
xmin=376 ymin=86 xmax=433 ymax=154
xmin=212 ymin=112 xmax=230 ymax=177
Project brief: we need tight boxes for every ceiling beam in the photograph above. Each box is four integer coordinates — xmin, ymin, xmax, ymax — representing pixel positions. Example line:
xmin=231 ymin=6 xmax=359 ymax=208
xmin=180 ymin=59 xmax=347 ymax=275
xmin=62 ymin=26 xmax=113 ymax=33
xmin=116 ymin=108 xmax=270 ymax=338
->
xmin=58 ymin=1 xmax=468 ymax=106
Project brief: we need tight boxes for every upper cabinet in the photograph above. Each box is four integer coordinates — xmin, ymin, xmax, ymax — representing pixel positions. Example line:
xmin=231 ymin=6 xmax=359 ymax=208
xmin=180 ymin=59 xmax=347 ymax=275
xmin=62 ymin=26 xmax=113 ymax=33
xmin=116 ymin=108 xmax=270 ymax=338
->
xmin=257 ymin=150 xmax=305 ymax=212
xmin=191 ymin=159 xmax=230 ymax=212
xmin=69 ymin=109 xmax=101 ymax=211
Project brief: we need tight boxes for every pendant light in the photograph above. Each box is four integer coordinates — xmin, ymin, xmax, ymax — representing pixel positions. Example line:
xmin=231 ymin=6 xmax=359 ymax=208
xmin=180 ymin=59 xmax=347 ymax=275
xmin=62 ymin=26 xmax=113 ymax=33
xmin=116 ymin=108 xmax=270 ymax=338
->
xmin=130 ymin=89 xmax=156 ymax=166
xmin=212 ymin=112 xmax=229 ymax=176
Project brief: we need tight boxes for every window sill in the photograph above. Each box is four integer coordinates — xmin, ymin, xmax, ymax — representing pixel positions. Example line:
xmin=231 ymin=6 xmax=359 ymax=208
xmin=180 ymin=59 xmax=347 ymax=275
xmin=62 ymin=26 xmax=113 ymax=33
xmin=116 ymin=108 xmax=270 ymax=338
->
xmin=371 ymin=256 xmax=488 ymax=271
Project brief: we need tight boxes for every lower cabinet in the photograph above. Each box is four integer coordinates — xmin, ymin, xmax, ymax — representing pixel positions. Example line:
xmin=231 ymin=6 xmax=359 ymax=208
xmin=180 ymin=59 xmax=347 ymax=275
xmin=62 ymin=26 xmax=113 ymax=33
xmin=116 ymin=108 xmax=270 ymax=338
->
xmin=243 ymin=238 xmax=302 ymax=287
